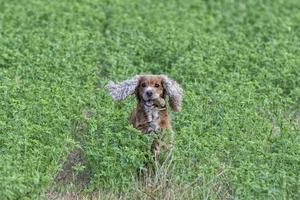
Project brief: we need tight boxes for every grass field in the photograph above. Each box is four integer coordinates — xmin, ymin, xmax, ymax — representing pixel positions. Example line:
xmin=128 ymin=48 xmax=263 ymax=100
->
xmin=1 ymin=0 xmax=300 ymax=199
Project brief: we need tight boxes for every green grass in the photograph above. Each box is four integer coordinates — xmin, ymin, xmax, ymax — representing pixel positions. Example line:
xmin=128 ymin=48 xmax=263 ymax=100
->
xmin=1 ymin=0 xmax=300 ymax=199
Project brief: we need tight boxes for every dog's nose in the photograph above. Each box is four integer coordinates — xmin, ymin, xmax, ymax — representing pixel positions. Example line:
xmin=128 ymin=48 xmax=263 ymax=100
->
xmin=146 ymin=91 xmax=153 ymax=97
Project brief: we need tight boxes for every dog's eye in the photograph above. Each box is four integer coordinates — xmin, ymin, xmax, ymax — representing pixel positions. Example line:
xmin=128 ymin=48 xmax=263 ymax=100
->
xmin=141 ymin=83 xmax=146 ymax=87
xmin=155 ymin=84 xmax=160 ymax=88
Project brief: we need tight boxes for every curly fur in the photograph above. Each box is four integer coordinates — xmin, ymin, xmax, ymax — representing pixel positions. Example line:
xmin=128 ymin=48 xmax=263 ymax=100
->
xmin=106 ymin=75 xmax=183 ymax=110
xmin=106 ymin=75 xmax=140 ymax=100
xmin=162 ymin=75 xmax=183 ymax=112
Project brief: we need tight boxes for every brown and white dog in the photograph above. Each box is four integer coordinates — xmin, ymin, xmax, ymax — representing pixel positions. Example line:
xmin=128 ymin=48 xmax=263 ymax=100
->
xmin=107 ymin=75 xmax=183 ymax=156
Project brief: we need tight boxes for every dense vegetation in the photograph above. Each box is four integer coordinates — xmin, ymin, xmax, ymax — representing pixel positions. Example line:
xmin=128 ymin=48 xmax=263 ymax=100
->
xmin=0 ymin=0 xmax=299 ymax=199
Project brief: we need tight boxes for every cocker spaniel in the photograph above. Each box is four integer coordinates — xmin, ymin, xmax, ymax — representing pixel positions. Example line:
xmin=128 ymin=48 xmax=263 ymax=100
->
xmin=107 ymin=75 xmax=183 ymax=156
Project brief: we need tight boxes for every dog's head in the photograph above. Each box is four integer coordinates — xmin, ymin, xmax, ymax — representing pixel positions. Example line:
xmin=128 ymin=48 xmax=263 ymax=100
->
xmin=107 ymin=75 xmax=183 ymax=112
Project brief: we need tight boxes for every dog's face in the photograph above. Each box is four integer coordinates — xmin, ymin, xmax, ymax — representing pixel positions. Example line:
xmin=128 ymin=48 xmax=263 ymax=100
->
xmin=107 ymin=74 xmax=183 ymax=112
xmin=137 ymin=76 xmax=164 ymax=106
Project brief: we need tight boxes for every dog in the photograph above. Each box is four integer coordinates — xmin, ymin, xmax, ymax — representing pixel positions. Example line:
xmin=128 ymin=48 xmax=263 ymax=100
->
xmin=106 ymin=75 xmax=183 ymax=156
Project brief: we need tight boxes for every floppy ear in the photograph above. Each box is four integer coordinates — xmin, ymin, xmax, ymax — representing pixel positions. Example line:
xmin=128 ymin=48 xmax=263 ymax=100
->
xmin=106 ymin=75 xmax=140 ymax=101
xmin=162 ymin=75 xmax=183 ymax=112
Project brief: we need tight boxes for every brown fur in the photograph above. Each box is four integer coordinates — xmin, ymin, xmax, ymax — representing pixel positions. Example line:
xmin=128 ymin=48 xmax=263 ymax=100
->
xmin=130 ymin=101 xmax=172 ymax=133
xmin=107 ymin=75 xmax=183 ymax=156
xmin=130 ymin=76 xmax=172 ymax=133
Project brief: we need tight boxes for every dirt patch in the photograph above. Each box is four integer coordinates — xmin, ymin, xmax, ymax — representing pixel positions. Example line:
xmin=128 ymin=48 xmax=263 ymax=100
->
xmin=46 ymin=148 xmax=91 ymax=200
xmin=55 ymin=149 xmax=90 ymax=186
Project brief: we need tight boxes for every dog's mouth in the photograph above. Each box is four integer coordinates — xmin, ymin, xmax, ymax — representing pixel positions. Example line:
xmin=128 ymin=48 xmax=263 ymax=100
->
xmin=144 ymin=99 xmax=154 ymax=107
